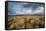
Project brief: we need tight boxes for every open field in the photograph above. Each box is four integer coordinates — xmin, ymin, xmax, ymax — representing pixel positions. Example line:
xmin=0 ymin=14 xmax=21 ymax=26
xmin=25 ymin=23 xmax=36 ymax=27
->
xmin=7 ymin=16 xmax=45 ymax=29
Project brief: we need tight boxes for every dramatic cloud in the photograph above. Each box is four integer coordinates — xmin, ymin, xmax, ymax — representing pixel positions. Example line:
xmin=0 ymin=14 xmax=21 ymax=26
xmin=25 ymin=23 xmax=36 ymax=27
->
xmin=8 ymin=2 xmax=45 ymax=16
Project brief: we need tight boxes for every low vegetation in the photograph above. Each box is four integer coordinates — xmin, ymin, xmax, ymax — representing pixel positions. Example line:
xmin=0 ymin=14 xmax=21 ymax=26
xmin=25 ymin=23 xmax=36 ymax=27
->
xmin=7 ymin=16 xmax=45 ymax=29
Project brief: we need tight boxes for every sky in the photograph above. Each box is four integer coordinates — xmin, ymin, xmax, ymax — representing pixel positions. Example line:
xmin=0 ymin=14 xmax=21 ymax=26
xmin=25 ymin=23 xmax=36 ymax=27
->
xmin=8 ymin=0 xmax=27 ymax=1
xmin=8 ymin=2 xmax=45 ymax=16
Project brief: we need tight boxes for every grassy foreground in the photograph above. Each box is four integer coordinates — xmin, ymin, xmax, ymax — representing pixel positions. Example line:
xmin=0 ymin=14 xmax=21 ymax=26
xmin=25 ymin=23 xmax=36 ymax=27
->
xmin=7 ymin=16 xmax=45 ymax=29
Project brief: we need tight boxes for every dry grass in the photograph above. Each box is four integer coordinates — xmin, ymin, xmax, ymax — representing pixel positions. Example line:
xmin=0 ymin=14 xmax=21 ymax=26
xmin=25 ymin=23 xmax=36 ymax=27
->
xmin=7 ymin=16 xmax=45 ymax=29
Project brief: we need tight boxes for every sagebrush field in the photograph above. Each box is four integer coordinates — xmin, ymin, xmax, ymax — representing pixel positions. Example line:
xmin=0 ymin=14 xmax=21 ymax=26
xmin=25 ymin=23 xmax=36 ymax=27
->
xmin=8 ymin=16 xmax=45 ymax=29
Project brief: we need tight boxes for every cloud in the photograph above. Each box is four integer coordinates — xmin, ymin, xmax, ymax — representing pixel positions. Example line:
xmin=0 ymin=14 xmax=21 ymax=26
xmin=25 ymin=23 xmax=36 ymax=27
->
xmin=8 ymin=6 xmax=44 ymax=15
xmin=15 ymin=8 xmax=32 ymax=15
xmin=32 ymin=7 xmax=44 ymax=14
xmin=15 ymin=6 xmax=44 ymax=15
xmin=8 ymin=2 xmax=45 ymax=15
xmin=8 ymin=0 xmax=28 ymax=1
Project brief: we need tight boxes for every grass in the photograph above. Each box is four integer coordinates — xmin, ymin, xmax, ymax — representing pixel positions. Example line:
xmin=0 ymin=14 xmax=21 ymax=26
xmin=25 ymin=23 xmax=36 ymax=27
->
xmin=7 ymin=16 xmax=45 ymax=29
